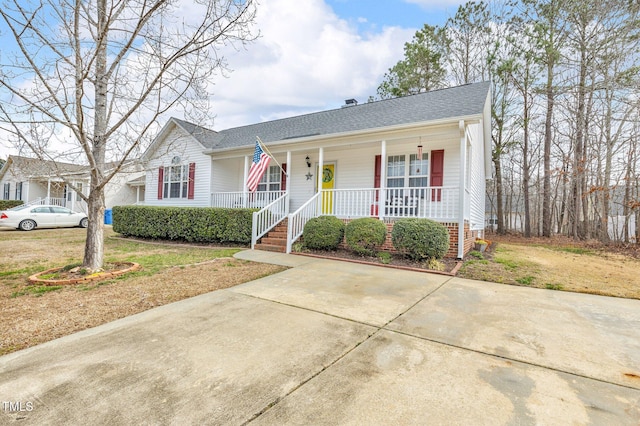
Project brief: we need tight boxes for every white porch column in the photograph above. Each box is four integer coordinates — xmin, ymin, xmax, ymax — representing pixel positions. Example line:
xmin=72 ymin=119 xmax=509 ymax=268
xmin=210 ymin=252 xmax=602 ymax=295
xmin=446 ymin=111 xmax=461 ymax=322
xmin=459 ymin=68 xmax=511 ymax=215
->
xmin=46 ymin=179 xmax=51 ymax=203
xmin=458 ymin=120 xmax=467 ymax=259
xmin=317 ymin=147 xmax=324 ymax=192
xmin=136 ymin=187 xmax=140 ymax=204
xmin=317 ymin=147 xmax=324 ymax=215
xmin=243 ymin=156 xmax=249 ymax=208
xmin=379 ymin=140 xmax=387 ymax=220
xmin=286 ymin=151 xmax=291 ymax=194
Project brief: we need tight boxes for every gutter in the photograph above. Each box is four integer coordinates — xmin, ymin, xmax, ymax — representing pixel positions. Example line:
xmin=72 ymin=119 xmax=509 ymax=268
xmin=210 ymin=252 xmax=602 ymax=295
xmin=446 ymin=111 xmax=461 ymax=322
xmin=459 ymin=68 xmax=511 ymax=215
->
xmin=203 ymin=113 xmax=485 ymax=157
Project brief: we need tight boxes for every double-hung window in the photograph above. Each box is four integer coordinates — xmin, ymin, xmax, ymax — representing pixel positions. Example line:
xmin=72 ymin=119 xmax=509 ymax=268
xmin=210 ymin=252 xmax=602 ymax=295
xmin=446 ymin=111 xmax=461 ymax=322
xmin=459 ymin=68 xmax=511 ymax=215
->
xmin=15 ymin=182 xmax=23 ymax=200
xmin=157 ymin=157 xmax=195 ymax=200
xmin=257 ymin=165 xmax=282 ymax=193
xmin=3 ymin=183 xmax=9 ymax=200
xmin=164 ymin=164 xmax=189 ymax=199
xmin=387 ymin=153 xmax=429 ymax=198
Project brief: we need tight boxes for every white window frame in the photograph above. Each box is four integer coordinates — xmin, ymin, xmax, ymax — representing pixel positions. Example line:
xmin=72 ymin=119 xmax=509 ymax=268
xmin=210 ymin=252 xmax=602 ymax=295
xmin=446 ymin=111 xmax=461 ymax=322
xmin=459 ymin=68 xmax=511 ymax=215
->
xmin=15 ymin=182 xmax=23 ymax=200
xmin=3 ymin=183 xmax=9 ymax=200
xmin=387 ymin=153 xmax=429 ymax=192
xmin=163 ymin=164 xmax=189 ymax=199
xmin=257 ymin=165 xmax=281 ymax=193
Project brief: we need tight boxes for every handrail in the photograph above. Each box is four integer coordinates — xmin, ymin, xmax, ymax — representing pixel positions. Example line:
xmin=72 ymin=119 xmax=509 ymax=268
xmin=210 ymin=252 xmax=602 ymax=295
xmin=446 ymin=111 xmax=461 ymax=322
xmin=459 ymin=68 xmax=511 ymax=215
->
xmin=251 ymin=192 xmax=289 ymax=249
xmin=286 ymin=192 xmax=322 ymax=253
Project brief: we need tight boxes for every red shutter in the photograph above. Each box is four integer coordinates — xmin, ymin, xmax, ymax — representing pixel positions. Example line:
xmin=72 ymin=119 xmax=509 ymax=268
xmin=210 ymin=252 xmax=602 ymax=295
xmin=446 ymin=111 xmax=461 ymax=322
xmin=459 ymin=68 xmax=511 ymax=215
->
xmin=157 ymin=167 xmax=164 ymax=200
xmin=374 ymin=155 xmax=381 ymax=201
xmin=187 ymin=163 xmax=195 ymax=200
xmin=281 ymin=163 xmax=287 ymax=191
xmin=430 ymin=150 xmax=444 ymax=202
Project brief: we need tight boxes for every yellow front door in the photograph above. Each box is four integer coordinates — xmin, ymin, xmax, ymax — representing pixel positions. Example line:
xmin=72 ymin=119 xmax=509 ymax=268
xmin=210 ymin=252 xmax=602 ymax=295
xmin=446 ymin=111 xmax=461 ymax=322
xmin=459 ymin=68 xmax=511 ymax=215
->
xmin=321 ymin=164 xmax=335 ymax=214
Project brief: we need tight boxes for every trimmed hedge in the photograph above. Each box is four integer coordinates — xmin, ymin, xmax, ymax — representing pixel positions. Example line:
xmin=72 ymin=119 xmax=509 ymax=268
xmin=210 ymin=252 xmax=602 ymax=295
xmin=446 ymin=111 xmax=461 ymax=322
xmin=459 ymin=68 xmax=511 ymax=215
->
xmin=391 ymin=218 xmax=450 ymax=260
xmin=112 ymin=205 xmax=254 ymax=244
xmin=0 ymin=200 xmax=24 ymax=210
xmin=303 ymin=216 xmax=345 ymax=250
xmin=345 ymin=217 xmax=387 ymax=256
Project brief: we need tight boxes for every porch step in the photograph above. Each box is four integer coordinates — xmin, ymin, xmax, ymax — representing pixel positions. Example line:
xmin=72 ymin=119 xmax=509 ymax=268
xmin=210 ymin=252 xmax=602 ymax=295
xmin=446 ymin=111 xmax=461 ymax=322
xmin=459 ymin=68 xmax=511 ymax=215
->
xmin=254 ymin=243 xmax=286 ymax=253
xmin=259 ymin=236 xmax=287 ymax=246
xmin=254 ymin=219 xmax=288 ymax=253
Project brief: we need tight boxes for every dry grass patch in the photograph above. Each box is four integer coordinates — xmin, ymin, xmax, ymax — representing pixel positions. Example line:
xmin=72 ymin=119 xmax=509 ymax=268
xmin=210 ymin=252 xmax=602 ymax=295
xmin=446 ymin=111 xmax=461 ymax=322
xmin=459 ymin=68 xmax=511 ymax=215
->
xmin=459 ymin=237 xmax=640 ymax=299
xmin=0 ymin=228 xmax=286 ymax=355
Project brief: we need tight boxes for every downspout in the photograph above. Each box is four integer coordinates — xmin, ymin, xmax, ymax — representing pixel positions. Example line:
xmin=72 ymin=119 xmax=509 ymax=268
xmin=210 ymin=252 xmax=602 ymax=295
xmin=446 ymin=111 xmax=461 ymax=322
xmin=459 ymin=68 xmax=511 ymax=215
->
xmin=458 ymin=120 xmax=466 ymax=259
xmin=379 ymin=140 xmax=386 ymax=221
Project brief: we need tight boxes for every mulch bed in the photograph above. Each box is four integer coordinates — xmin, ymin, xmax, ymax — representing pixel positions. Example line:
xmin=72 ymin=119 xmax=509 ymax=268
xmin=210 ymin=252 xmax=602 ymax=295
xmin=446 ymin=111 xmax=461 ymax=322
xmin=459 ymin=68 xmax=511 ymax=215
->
xmin=296 ymin=248 xmax=462 ymax=275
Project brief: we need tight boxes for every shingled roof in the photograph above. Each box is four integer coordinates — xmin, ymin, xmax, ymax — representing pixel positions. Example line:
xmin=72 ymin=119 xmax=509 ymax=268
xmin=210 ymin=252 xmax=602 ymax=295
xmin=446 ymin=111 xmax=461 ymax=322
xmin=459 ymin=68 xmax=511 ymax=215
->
xmin=0 ymin=155 xmax=89 ymax=180
xmin=171 ymin=81 xmax=490 ymax=151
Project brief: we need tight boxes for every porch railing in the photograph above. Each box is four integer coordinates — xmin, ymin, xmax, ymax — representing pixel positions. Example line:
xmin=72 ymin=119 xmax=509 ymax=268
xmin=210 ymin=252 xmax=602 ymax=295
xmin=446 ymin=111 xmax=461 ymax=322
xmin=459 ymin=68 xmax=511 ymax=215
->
xmin=286 ymin=192 xmax=321 ymax=253
xmin=211 ymin=191 xmax=285 ymax=209
xmin=322 ymin=186 xmax=459 ymax=221
xmin=284 ymin=186 xmax=459 ymax=253
xmin=10 ymin=197 xmax=67 ymax=210
xmin=251 ymin=193 xmax=290 ymax=249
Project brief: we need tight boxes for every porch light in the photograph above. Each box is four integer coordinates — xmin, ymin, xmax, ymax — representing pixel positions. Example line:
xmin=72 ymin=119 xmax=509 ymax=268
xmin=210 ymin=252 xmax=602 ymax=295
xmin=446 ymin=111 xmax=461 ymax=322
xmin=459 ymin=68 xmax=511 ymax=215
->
xmin=305 ymin=156 xmax=311 ymax=168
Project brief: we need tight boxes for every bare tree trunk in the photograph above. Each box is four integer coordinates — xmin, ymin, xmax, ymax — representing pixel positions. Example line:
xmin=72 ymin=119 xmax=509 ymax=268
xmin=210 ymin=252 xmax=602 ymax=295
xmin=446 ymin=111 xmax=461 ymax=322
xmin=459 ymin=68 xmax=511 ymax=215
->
xmin=572 ymin=38 xmax=587 ymax=240
xmin=522 ymin=81 xmax=532 ymax=237
xmin=494 ymin=152 xmax=506 ymax=235
xmin=83 ymin=0 xmax=108 ymax=271
xmin=542 ymin=60 xmax=554 ymax=237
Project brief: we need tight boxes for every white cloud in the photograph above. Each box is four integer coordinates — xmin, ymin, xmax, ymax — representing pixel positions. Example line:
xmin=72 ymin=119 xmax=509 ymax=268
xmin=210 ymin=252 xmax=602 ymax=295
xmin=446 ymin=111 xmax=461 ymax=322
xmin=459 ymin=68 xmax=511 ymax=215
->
xmin=203 ymin=0 xmax=414 ymax=130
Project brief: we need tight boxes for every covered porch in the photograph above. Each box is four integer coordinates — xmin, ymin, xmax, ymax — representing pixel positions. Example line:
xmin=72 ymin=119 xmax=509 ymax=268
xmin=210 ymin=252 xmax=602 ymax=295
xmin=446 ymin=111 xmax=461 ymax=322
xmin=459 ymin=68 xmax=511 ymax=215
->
xmin=208 ymin=119 xmax=482 ymax=258
xmin=25 ymin=177 xmax=89 ymax=212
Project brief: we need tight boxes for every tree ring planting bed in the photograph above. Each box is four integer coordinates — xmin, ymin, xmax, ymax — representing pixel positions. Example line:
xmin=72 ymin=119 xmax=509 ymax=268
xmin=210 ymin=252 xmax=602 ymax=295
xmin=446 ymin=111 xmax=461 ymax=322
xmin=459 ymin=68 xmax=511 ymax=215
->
xmin=28 ymin=262 xmax=141 ymax=285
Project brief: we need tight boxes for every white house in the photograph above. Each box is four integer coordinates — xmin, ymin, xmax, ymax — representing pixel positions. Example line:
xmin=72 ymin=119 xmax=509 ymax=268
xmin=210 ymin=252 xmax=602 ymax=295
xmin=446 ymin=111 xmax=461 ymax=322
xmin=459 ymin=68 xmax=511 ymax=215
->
xmin=141 ymin=82 xmax=492 ymax=258
xmin=0 ymin=155 xmax=145 ymax=213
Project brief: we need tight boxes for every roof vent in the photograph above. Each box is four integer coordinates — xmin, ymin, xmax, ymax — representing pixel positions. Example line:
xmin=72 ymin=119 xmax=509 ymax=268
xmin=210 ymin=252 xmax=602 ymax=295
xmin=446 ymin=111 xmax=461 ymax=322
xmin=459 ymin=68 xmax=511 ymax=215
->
xmin=342 ymin=98 xmax=358 ymax=108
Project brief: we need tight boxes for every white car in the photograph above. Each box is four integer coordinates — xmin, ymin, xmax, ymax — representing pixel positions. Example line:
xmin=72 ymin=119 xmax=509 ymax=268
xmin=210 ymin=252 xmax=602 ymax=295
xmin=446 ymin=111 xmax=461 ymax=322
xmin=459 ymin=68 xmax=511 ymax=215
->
xmin=0 ymin=205 xmax=88 ymax=231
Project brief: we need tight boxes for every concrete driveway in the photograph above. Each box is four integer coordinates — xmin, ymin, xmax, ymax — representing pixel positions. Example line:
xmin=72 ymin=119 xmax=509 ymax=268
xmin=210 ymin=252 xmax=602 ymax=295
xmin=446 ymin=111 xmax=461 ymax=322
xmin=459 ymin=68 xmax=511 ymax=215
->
xmin=1 ymin=251 xmax=639 ymax=425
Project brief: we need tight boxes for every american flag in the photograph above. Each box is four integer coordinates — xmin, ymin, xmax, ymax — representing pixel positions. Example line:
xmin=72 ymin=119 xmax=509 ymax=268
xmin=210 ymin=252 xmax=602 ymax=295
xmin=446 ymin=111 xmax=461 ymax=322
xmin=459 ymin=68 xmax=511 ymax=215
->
xmin=246 ymin=140 xmax=271 ymax=192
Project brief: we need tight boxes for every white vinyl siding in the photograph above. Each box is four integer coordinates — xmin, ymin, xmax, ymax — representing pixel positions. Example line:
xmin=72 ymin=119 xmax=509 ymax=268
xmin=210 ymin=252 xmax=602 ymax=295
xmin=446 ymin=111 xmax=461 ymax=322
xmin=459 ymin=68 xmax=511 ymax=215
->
xmin=467 ymin=122 xmax=486 ymax=229
xmin=144 ymin=125 xmax=211 ymax=207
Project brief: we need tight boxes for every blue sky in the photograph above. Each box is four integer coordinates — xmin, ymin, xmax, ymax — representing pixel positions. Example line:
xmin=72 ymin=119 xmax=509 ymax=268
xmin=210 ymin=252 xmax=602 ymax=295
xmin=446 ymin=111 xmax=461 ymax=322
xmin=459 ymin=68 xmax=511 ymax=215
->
xmin=0 ymin=0 xmax=465 ymax=159
xmin=326 ymin=0 xmax=455 ymax=29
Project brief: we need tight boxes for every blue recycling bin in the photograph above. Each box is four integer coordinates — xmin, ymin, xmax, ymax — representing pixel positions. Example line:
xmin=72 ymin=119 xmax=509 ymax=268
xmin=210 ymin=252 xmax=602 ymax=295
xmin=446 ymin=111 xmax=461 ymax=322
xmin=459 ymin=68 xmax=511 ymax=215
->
xmin=104 ymin=209 xmax=113 ymax=225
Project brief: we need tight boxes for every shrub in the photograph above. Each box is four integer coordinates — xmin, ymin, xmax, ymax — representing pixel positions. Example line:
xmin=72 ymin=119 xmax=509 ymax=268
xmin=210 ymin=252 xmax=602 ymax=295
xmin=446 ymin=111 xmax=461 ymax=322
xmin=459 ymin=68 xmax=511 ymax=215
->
xmin=112 ymin=205 xmax=254 ymax=244
xmin=302 ymin=216 xmax=344 ymax=250
xmin=391 ymin=218 xmax=450 ymax=260
xmin=344 ymin=217 xmax=387 ymax=256
xmin=0 ymin=200 xmax=24 ymax=210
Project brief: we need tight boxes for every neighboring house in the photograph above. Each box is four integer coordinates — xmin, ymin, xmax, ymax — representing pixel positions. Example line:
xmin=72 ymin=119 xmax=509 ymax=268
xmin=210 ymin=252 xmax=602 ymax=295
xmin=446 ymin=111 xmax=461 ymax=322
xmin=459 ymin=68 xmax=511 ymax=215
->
xmin=141 ymin=82 xmax=492 ymax=258
xmin=0 ymin=155 xmax=144 ymax=213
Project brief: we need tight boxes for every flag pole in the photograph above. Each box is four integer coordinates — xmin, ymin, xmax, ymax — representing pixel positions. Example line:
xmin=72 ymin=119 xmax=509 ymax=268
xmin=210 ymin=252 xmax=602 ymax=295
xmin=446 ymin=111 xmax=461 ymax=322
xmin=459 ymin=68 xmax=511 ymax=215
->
xmin=256 ymin=136 xmax=288 ymax=176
